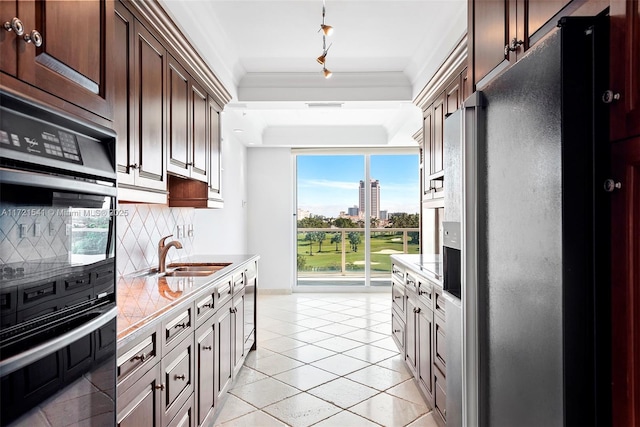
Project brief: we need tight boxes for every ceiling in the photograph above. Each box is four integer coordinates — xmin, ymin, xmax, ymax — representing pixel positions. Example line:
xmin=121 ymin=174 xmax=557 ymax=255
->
xmin=159 ymin=0 xmax=467 ymax=147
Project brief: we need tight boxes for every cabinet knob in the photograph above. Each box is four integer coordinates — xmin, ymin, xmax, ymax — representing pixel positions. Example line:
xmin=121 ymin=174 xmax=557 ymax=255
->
xmin=131 ymin=353 xmax=148 ymax=362
xmin=604 ymin=179 xmax=622 ymax=192
xmin=23 ymin=29 xmax=43 ymax=47
xmin=129 ymin=163 xmax=139 ymax=170
xmin=186 ymin=162 xmax=194 ymax=166
xmin=504 ymin=38 xmax=524 ymax=56
xmin=602 ymin=90 xmax=621 ymax=104
xmin=3 ymin=17 xmax=24 ymax=36
xmin=393 ymin=329 xmax=401 ymax=333
xmin=174 ymin=374 xmax=186 ymax=381
xmin=155 ymin=384 xmax=165 ymax=391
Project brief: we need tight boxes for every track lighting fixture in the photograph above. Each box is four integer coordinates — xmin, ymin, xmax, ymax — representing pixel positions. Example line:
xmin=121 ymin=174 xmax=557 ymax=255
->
xmin=318 ymin=0 xmax=333 ymax=78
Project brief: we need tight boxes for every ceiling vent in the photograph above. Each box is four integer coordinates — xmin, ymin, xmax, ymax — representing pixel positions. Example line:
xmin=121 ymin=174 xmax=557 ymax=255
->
xmin=306 ymin=102 xmax=344 ymax=108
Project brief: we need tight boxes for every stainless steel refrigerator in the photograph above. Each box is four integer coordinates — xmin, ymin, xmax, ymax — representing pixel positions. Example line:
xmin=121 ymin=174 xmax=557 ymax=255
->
xmin=450 ymin=15 xmax=611 ymax=427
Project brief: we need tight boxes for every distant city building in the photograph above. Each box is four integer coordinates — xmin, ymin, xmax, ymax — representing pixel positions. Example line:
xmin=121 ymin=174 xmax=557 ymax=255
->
xmin=347 ymin=206 xmax=359 ymax=216
xmin=359 ymin=179 xmax=381 ymax=219
xmin=379 ymin=210 xmax=388 ymax=220
xmin=297 ymin=208 xmax=311 ymax=219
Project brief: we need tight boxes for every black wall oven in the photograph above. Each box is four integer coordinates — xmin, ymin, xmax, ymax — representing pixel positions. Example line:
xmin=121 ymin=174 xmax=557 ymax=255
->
xmin=0 ymin=92 xmax=117 ymax=425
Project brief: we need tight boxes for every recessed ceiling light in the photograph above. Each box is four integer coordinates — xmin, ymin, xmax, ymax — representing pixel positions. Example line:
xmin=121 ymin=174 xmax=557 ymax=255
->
xmin=233 ymin=128 xmax=244 ymax=133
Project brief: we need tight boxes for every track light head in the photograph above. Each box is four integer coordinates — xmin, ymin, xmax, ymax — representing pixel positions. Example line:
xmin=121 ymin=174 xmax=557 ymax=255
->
xmin=317 ymin=53 xmax=327 ymax=65
xmin=320 ymin=24 xmax=333 ymax=36
xmin=323 ymin=67 xmax=332 ymax=79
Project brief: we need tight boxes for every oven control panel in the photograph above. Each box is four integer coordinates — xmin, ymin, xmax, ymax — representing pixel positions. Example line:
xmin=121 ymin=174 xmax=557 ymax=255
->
xmin=0 ymin=109 xmax=83 ymax=165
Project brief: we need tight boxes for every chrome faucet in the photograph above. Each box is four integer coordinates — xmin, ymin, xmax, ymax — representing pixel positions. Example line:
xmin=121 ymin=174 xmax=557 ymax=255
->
xmin=158 ymin=235 xmax=183 ymax=273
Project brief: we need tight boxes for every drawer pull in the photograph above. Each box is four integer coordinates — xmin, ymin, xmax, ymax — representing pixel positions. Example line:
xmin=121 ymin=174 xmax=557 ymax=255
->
xmin=155 ymin=384 xmax=165 ymax=391
xmin=131 ymin=353 xmax=148 ymax=362
xmin=393 ymin=329 xmax=401 ymax=333
xmin=174 ymin=322 xmax=187 ymax=329
xmin=174 ymin=374 xmax=186 ymax=381
xmin=202 ymin=345 xmax=213 ymax=351
xmin=394 ymin=296 xmax=402 ymax=299
xmin=202 ymin=303 xmax=213 ymax=308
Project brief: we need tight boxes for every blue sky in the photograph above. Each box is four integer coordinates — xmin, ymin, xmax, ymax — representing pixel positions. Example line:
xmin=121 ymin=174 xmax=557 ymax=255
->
xmin=297 ymin=154 xmax=419 ymax=218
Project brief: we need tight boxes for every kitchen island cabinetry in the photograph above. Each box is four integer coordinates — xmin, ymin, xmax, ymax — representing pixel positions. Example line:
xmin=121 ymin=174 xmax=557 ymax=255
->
xmin=0 ymin=0 xmax=113 ymax=122
xmin=392 ymin=255 xmax=446 ymax=427
xmin=116 ymin=255 xmax=258 ymax=427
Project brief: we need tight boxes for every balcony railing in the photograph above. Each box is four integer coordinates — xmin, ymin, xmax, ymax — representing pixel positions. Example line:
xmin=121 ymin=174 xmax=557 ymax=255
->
xmin=296 ymin=227 xmax=419 ymax=279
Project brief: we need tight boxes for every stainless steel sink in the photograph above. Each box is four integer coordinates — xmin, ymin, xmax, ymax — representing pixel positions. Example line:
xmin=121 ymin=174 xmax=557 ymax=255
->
xmin=162 ymin=262 xmax=232 ymax=277
xmin=163 ymin=270 xmax=216 ymax=277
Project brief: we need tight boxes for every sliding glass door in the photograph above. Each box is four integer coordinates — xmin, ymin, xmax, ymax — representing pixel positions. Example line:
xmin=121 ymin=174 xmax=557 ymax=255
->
xmin=295 ymin=151 xmax=419 ymax=288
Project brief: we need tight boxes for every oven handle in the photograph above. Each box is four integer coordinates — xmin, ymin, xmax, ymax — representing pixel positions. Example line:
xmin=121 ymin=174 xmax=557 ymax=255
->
xmin=0 ymin=168 xmax=117 ymax=197
xmin=0 ymin=306 xmax=117 ymax=377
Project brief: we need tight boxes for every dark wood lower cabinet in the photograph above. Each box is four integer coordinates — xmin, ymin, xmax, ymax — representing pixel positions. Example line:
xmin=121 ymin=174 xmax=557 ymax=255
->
xmin=117 ymin=363 xmax=163 ymax=427
xmin=417 ymin=303 xmax=434 ymax=399
xmin=233 ymin=290 xmax=245 ymax=378
xmin=216 ymin=300 xmax=233 ymax=400
xmin=195 ymin=314 xmax=217 ymax=426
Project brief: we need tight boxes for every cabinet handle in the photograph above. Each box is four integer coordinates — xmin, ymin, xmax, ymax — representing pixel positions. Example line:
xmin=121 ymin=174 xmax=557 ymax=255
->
xmin=202 ymin=302 xmax=213 ymax=308
xmin=129 ymin=163 xmax=139 ymax=170
xmin=394 ymin=296 xmax=402 ymax=299
xmin=155 ymin=384 xmax=165 ymax=391
xmin=416 ymin=307 xmax=421 ymax=314
xmin=23 ymin=29 xmax=43 ymax=47
xmin=504 ymin=38 xmax=524 ymax=56
xmin=186 ymin=162 xmax=194 ymax=166
xmin=3 ymin=17 xmax=24 ymax=35
xmin=174 ymin=374 xmax=186 ymax=381
xmin=131 ymin=353 xmax=148 ymax=362
xmin=202 ymin=345 xmax=213 ymax=351
xmin=393 ymin=329 xmax=401 ymax=333
xmin=174 ymin=322 xmax=187 ymax=329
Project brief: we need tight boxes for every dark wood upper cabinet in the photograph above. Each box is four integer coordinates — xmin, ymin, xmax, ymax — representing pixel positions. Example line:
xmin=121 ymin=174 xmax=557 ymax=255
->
xmin=167 ymin=58 xmax=191 ymax=178
xmin=1 ymin=0 xmax=113 ymax=119
xmin=191 ymin=82 xmax=208 ymax=182
xmin=208 ymin=100 xmax=222 ymax=205
xmin=471 ymin=0 xmax=572 ymax=88
xmin=610 ymin=0 xmax=640 ymax=141
xmin=114 ymin=3 xmax=166 ymax=201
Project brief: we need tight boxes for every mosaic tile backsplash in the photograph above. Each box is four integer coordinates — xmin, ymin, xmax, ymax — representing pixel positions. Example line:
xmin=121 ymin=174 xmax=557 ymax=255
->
xmin=116 ymin=204 xmax=195 ymax=277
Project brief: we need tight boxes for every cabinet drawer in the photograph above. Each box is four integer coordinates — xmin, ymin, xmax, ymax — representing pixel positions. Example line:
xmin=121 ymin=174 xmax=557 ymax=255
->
xmin=232 ymin=272 xmax=245 ymax=295
xmin=434 ymin=315 xmax=446 ymax=374
xmin=195 ymin=292 xmax=215 ymax=325
xmin=405 ymin=273 xmax=418 ymax=294
xmin=392 ymin=263 xmax=405 ymax=283
xmin=434 ymin=287 xmax=446 ymax=319
xmin=391 ymin=281 xmax=405 ymax=316
xmin=391 ymin=310 xmax=405 ymax=352
xmin=117 ymin=324 xmax=161 ymax=392
xmin=434 ymin=365 xmax=447 ymax=423
xmin=217 ymin=277 xmax=232 ymax=306
xmin=162 ymin=335 xmax=194 ymax=425
xmin=167 ymin=394 xmax=194 ymax=427
xmin=417 ymin=278 xmax=433 ymax=309
xmin=245 ymin=260 xmax=257 ymax=281
xmin=163 ymin=304 xmax=193 ymax=354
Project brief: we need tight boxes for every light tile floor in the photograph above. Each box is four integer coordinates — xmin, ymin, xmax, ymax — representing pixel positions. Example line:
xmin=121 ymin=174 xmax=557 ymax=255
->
xmin=214 ymin=292 xmax=439 ymax=427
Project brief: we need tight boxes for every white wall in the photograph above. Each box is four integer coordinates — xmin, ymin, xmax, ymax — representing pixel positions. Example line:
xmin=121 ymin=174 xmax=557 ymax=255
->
xmin=247 ymin=148 xmax=294 ymax=292
xmin=193 ymin=132 xmax=248 ymax=254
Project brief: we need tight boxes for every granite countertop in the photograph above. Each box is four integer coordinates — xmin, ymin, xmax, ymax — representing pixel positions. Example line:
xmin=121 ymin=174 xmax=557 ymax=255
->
xmin=391 ymin=253 xmax=443 ymax=285
xmin=117 ymin=254 xmax=259 ymax=340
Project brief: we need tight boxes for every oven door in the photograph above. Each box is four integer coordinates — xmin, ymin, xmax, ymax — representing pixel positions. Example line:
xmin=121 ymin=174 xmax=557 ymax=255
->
xmin=0 ymin=168 xmax=117 ymax=425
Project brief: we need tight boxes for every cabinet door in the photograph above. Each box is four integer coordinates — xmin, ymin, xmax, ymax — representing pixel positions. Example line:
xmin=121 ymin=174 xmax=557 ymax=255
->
xmin=527 ymin=0 xmax=572 ymax=40
xmin=114 ymin=2 xmax=135 ymax=187
xmin=405 ymin=297 xmax=418 ymax=375
xmin=190 ymin=81 xmax=208 ymax=182
xmin=216 ymin=302 xmax=233 ymax=399
xmin=0 ymin=1 xmax=18 ymax=76
xmin=167 ymin=57 xmax=190 ymax=178
xmin=208 ymin=100 xmax=222 ymax=202
xmin=233 ymin=292 xmax=245 ymax=375
xmin=135 ymin=23 xmax=166 ymax=191
xmin=422 ymin=107 xmax=433 ymax=197
xmin=195 ymin=320 xmax=216 ymax=427
xmin=610 ymin=0 xmax=640 ymax=140
xmin=418 ymin=305 xmax=434 ymax=399
xmin=117 ymin=363 xmax=162 ymax=427
xmin=430 ymin=93 xmax=445 ymax=198
xmin=161 ymin=335 xmax=194 ymax=426
xmin=16 ymin=0 xmax=113 ymax=119
xmin=445 ymin=75 xmax=461 ymax=116
xmin=472 ymin=0 xmax=516 ymax=87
